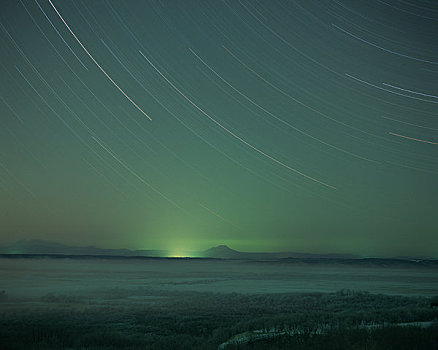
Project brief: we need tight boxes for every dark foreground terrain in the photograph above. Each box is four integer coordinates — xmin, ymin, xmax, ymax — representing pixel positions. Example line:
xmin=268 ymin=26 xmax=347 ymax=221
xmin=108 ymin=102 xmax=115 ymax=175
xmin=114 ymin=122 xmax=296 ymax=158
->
xmin=1 ymin=289 xmax=437 ymax=349
xmin=0 ymin=256 xmax=437 ymax=349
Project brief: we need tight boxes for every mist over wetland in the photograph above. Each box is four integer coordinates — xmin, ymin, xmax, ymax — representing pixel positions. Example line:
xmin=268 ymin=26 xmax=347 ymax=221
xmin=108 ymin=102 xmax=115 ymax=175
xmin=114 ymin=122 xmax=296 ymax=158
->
xmin=1 ymin=256 xmax=438 ymax=297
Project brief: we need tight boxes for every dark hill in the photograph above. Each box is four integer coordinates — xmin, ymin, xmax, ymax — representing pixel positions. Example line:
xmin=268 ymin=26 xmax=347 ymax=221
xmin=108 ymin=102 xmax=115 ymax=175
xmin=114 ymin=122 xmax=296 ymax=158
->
xmin=202 ymin=245 xmax=241 ymax=258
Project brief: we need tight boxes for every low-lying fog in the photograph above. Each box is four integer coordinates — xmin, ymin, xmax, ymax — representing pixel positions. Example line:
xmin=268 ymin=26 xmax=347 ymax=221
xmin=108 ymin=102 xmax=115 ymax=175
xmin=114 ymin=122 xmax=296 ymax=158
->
xmin=1 ymin=257 xmax=437 ymax=299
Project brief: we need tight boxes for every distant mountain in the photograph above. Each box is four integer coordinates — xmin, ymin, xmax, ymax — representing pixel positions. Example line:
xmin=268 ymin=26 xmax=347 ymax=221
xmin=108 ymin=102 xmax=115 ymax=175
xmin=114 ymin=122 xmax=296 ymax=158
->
xmin=202 ymin=245 xmax=241 ymax=259
xmin=199 ymin=245 xmax=360 ymax=260
xmin=1 ymin=240 xmax=437 ymax=267
xmin=0 ymin=240 xmax=360 ymax=260
xmin=0 ymin=240 xmax=167 ymax=257
xmin=3 ymin=240 xmax=434 ymax=262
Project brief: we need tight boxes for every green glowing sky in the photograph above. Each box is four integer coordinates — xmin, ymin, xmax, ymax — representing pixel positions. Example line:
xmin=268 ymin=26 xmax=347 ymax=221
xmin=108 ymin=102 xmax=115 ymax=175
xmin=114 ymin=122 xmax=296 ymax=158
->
xmin=0 ymin=0 xmax=437 ymax=257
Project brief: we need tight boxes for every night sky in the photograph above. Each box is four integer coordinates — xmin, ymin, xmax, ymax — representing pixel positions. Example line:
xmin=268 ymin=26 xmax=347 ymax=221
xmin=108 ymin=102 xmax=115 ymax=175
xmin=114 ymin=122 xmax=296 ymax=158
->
xmin=1 ymin=0 xmax=437 ymax=257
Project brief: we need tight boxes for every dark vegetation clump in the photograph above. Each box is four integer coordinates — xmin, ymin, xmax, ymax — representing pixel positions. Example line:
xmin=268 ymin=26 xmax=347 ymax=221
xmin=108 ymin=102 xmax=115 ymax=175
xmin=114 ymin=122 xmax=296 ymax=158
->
xmin=0 ymin=290 xmax=437 ymax=349
xmin=227 ymin=326 xmax=438 ymax=350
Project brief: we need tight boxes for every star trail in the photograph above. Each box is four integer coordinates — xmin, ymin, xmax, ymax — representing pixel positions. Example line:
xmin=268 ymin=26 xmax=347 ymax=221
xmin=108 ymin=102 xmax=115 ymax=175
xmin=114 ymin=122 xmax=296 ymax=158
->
xmin=0 ymin=0 xmax=437 ymax=256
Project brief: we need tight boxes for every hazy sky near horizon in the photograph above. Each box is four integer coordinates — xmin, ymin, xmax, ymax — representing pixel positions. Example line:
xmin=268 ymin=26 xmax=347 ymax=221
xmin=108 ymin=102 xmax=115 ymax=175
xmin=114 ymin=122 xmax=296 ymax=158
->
xmin=0 ymin=0 xmax=437 ymax=256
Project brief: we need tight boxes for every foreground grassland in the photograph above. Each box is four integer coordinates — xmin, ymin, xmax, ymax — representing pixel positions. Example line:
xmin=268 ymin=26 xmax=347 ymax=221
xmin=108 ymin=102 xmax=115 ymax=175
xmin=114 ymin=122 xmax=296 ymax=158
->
xmin=1 ymin=289 xmax=437 ymax=349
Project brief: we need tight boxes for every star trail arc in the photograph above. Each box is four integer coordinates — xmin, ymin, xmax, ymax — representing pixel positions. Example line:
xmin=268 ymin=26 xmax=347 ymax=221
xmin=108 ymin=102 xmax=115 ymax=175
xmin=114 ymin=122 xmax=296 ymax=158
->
xmin=48 ymin=0 xmax=152 ymax=120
